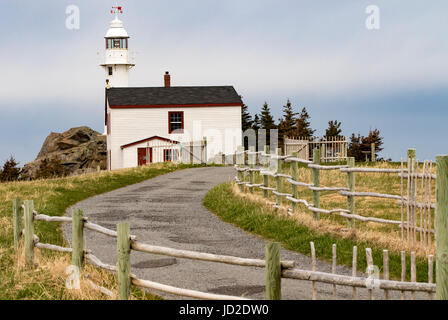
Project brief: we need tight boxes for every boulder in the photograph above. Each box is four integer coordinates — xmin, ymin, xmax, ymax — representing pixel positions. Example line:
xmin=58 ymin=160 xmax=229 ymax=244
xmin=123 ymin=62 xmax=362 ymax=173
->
xmin=22 ymin=126 xmax=107 ymax=179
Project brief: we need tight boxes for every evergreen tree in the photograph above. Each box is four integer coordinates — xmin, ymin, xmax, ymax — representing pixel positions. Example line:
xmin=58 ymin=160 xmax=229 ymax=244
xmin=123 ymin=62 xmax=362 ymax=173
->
xmin=260 ymin=102 xmax=277 ymax=147
xmin=348 ymin=133 xmax=363 ymax=161
xmin=260 ymin=102 xmax=276 ymax=130
xmin=252 ymin=114 xmax=261 ymax=131
xmin=0 ymin=156 xmax=21 ymax=182
xmin=278 ymin=100 xmax=298 ymax=138
xmin=278 ymin=100 xmax=298 ymax=148
xmin=325 ymin=120 xmax=343 ymax=137
xmin=361 ymin=128 xmax=384 ymax=160
xmin=295 ymin=107 xmax=315 ymax=138
xmin=241 ymin=103 xmax=253 ymax=132
xmin=348 ymin=129 xmax=384 ymax=161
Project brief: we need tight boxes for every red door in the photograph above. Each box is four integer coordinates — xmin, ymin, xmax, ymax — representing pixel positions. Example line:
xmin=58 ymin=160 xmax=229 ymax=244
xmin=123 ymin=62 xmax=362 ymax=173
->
xmin=137 ymin=148 xmax=152 ymax=166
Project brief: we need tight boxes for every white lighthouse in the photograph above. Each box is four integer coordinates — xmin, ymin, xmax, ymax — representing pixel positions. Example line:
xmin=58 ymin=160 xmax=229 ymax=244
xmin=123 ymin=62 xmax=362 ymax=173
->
xmin=101 ymin=8 xmax=134 ymax=88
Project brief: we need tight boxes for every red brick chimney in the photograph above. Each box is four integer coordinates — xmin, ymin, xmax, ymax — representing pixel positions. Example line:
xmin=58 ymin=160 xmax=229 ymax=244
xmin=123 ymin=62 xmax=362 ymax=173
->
xmin=164 ymin=71 xmax=171 ymax=87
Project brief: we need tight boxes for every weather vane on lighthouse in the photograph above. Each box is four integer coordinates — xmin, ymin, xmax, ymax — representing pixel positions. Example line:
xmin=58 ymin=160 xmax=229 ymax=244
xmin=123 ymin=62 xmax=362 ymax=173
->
xmin=110 ymin=4 xmax=123 ymax=18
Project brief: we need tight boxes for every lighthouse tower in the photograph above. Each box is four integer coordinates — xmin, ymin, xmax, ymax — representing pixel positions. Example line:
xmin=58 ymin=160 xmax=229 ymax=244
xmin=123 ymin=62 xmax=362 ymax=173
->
xmin=101 ymin=7 xmax=134 ymax=88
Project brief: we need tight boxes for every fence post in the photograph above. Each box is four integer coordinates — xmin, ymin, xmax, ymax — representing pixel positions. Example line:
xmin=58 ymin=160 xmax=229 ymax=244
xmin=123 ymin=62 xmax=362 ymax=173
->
xmin=118 ymin=222 xmax=131 ymax=300
xmin=436 ymin=155 xmax=448 ymax=300
xmin=265 ymin=242 xmax=281 ymax=300
xmin=202 ymin=137 xmax=208 ymax=164
xmin=321 ymin=142 xmax=326 ymax=163
xmin=249 ymin=146 xmax=256 ymax=194
xmin=408 ymin=149 xmax=417 ymax=245
xmin=263 ymin=146 xmax=270 ymax=198
xmin=283 ymin=135 xmax=288 ymax=155
xmin=407 ymin=149 xmax=416 ymax=161
xmin=312 ymin=149 xmax=321 ymax=220
xmin=346 ymin=157 xmax=356 ymax=228
xmin=291 ymin=152 xmax=299 ymax=212
xmin=275 ymin=148 xmax=283 ymax=206
xmin=72 ymin=209 xmax=85 ymax=270
xmin=237 ymin=146 xmax=245 ymax=193
xmin=383 ymin=250 xmax=390 ymax=300
xmin=371 ymin=143 xmax=376 ymax=162
xmin=24 ymin=200 xmax=35 ymax=269
xmin=13 ymin=198 xmax=22 ymax=250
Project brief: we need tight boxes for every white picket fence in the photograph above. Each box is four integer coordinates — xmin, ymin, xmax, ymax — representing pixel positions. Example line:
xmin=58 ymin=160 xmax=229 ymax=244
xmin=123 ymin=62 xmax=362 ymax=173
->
xmin=284 ymin=136 xmax=348 ymax=163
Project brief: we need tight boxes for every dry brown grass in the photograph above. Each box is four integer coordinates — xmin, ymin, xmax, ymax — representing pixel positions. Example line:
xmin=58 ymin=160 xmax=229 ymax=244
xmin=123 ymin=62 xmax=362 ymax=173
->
xmin=0 ymin=162 xmax=192 ymax=299
xmin=10 ymin=243 xmax=108 ymax=299
xmin=238 ymin=161 xmax=437 ymax=259
xmin=8 ymin=240 xmax=155 ymax=300
xmin=0 ymin=216 xmax=13 ymax=239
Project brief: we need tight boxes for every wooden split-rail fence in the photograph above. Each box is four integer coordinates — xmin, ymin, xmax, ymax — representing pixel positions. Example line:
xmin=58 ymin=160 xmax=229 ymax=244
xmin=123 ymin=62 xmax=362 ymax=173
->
xmin=11 ymin=192 xmax=444 ymax=300
xmin=235 ymin=146 xmax=438 ymax=251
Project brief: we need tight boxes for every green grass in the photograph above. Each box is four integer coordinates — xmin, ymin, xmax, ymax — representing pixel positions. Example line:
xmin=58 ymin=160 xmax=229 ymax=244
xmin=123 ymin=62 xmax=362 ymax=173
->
xmin=203 ymin=183 xmax=434 ymax=283
xmin=243 ymin=160 xmax=435 ymax=258
xmin=0 ymin=163 xmax=205 ymax=300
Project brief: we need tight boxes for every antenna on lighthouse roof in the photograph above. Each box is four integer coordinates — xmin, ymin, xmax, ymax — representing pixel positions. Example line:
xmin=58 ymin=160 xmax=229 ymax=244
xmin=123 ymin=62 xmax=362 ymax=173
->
xmin=111 ymin=3 xmax=123 ymax=19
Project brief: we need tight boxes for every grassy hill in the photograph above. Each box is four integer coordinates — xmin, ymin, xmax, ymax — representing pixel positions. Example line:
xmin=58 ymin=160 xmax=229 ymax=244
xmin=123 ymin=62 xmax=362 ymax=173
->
xmin=0 ymin=163 xmax=202 ymax=300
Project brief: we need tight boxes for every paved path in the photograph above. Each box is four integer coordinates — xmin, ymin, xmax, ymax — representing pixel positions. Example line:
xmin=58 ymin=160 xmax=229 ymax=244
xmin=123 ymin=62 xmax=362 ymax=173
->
xmin=63 ymin=167 xmax=404 ymax=300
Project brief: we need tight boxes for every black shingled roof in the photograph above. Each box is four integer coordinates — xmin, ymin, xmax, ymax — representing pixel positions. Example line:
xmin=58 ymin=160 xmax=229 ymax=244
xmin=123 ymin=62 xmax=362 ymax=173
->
xmin=107 ymin=86 xmax=243 ymax=106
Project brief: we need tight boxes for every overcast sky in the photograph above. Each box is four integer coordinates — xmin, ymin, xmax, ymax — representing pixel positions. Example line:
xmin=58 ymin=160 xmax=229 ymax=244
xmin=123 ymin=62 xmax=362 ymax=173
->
xmin=1 ymin=0 xmax=447 ymax=165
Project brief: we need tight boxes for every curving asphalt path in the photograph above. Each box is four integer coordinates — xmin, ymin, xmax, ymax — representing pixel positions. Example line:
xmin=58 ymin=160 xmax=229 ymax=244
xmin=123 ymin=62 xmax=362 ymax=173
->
xmin=63 ymin=167 xmax=409 ymax=300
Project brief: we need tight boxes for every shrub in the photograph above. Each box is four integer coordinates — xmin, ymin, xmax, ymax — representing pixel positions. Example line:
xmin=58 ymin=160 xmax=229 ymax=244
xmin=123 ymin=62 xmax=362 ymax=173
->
xmin=0 ymin=156 xmax=21 ymax=182
xmin=35 ymin=158 xmax=69 ymax=179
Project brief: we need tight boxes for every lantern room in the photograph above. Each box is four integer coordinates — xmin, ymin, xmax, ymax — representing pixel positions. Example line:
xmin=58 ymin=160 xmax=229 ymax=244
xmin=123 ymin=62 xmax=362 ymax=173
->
xmin=105 ymin=17 xmax=129 ymax=42
xmin=106 ymin=38 xmax=128 ymax=49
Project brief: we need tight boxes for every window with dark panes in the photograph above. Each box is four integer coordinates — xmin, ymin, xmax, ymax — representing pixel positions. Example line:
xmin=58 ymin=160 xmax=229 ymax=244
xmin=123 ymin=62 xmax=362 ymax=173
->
xmin=107 ymin=38 xmax=127 ymax=49
xmin=169 ymin=112 xmax=184 ymax=133
xmin=164 ymin=149 xmax=178 ymax=162
xmin=108 ymin=66 xmax=113 ymax=76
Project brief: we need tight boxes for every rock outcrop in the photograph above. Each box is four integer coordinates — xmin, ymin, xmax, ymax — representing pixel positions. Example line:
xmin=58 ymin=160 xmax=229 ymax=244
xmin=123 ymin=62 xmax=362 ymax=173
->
xmin=22 ymin=126 xmax=107 ymax=179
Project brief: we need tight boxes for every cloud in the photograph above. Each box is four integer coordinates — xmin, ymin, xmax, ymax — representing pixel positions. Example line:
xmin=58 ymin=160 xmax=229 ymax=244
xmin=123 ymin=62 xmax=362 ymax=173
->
xmin=1 ymin=0 xmax=448 ymax=163
xmin=2 ymin=0 xmax=447 ymax=106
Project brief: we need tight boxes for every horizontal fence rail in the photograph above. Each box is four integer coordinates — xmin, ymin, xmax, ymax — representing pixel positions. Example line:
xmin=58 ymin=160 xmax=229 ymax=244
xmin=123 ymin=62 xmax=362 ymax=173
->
xmin=131 ymin=277 xmax=251 ymax=301
xmin=282 ymin=269 xmax=435 ymax=293
xmin=131 ymin=240 xmax=295 ymax=269
xmin=234 ymin=146 xmax=437 ymax=251
xmin=12 ymin=195 xmax=441 ymax=300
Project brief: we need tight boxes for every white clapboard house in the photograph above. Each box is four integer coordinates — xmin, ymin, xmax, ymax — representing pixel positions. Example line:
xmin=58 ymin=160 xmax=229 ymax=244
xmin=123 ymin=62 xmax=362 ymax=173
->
xmin=101 ymin=13 xmax=243 ymax=170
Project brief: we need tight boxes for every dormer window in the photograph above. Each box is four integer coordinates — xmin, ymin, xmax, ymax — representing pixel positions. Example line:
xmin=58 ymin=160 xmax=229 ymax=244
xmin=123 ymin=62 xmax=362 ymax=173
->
xmin=106 ymin=38 xmax=128 ymax=49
